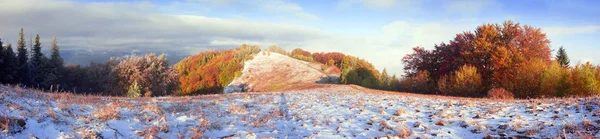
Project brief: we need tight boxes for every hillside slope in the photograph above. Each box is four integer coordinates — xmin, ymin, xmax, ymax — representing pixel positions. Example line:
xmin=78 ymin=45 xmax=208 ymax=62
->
xmin=1 ymin=85 xmax=599 ymax=138
xmin=224 ymin=51 xmax=340 ymax=93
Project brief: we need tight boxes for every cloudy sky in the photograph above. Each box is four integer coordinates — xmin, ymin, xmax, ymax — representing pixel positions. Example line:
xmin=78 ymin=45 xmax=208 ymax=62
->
xmin=1 ymin=0 xmax=599 ymax=76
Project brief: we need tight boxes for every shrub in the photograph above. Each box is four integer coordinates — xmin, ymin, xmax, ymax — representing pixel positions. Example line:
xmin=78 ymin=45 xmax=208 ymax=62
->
xmin=115 ymin=54 xmax=179 ymax=97
xmin=453 ymin=65 xmax=484 ymax=97
xmin=570 ymin=62 xmax=600 ymax=96
xmin=487 ymin=88 xmax=514 ymax=99
xmin=267 ymin=45 xmax=287 ymax=55
xmin=437 ymin=65 xmax=484 ymax=97
xmin=127 ymin=81 xmax=142 ymax=98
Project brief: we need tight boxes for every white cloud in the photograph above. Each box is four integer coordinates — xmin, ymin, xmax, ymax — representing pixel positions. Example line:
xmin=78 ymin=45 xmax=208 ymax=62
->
xmin=444 ymin=0 xmax=499 ymax=13
xmin=543 ymin=25 xmax=600 ymax=37
xmin=0 ymin=0 xmax=477 ymax=76
xmin=336 ymin=0 xmax=419 ymax=11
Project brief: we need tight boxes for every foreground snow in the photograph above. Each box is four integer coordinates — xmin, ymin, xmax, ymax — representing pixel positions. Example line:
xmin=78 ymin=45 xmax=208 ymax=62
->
xmin=1 ymin=85 xmax=599 ymax=138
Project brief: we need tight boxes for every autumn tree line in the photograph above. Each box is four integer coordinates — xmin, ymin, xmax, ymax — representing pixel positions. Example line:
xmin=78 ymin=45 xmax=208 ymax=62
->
xmin=399 ymin=21 xmax=599 ymax=98
xmin=2 ymin=21 xmax=599 ymax=99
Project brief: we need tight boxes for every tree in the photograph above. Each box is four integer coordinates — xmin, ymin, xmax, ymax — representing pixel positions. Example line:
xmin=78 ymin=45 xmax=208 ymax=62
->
xmin=390 ymin=74 xmax=400 ymax=91
xmin=0 ymin=38 xmax=4 ymax=83
xmin=127 ymin=80 xmax=142 ymax=97
xmin=43 ymin=36 xmax=64 ymax=89
xmin=556 ymin=46 xmax=570 ymax=68
xmin=438 ymin=65 xmax=484 ymax=97
xmin=115 ymin=54 xmax=179 ymax=97
xmin=17 ymin=28 xmax=30 ymax=85
xmin=31 ymin=34 xmax=45 ymax=86
xmin=3 ymin=44 xmax=18 ymax=84
xmin=380 ymin=68 xmax=391 ymax=90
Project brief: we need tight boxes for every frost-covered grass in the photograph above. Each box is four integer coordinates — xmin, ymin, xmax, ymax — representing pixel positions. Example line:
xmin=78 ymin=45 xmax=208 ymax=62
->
xmin=1 ymin=85 xmax=600 ymax=138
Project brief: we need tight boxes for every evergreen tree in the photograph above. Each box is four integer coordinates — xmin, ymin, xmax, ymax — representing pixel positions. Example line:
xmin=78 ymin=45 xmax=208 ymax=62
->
xmin=17 ymin=28 xmax=30 ymax=85
xmin=4 ymin=44 xmax=18 ymax=84
xmin=0 ymin=39 xmax=8 ymax=83
xmin=31 ymin=34 xmax=45 ymax=86
xmin=50 ymin=36 xmax=63 ymax=67
xmin=380 ymin=68 xmax=391 ymax=90
xmin=127 ymin=80 xmax=142 ymax=97
xmin=44 ymin=36 xmax=64 ymax=90
xmin=390 ymin=74 xmax=400 ymax=91
xmin=0 ymin=39 xmax=4 ymax=83
xmin=556 ymin=46 xmax=570 ymax=68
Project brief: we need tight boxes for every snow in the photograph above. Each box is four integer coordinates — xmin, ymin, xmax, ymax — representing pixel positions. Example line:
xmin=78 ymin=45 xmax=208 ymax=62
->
xmin=225 ymin=51 xmax=337 ymax=93
xmin=1 ymin=85 xmax=600 ymax=138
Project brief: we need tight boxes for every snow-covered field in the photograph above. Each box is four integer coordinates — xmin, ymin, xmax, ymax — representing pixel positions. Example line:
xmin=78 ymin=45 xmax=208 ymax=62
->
xmin=1 ymin=85 xmax=599 ymax=138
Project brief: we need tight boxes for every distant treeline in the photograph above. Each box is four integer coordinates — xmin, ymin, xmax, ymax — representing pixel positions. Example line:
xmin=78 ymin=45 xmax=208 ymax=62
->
xmin=0 ymin=28 xmax=178 ymax=97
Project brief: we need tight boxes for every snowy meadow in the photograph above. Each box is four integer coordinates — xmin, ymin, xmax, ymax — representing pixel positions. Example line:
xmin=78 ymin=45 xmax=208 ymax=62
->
xmin=1 ymin=85 xmax=599 ymax=138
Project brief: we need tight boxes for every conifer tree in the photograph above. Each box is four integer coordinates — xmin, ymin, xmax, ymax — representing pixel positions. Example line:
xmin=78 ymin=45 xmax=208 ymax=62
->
xmin=44 ymin=36 xmax=64 ymax=89
xmin=50 ymin=36 xmax=63 ymax=67
xmin=0 ymin=39 xmax=4 ymax=83
xmin=556 ymin=46 xmax=570 ymax=68
xmin=31 ymin=34 xmax=45 ymax=86
xmin=4 ymin=44 xmax=18 ymax=84
xmin=380 ymin=68 xmax=391 ymax=90
xmin=17 ymin=28 xmax=30 ymax=85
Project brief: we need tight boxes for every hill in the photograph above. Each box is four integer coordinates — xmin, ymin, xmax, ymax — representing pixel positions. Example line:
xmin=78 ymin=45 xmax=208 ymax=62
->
xmin=1 ymin=84 xmax=598 ymax=138
xmin=224 ymin=51 xmax=340 ymax=93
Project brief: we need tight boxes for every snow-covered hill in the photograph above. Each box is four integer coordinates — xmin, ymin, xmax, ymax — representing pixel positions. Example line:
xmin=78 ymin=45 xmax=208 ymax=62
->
xmin=224 ymin=51 xmax=340 ymax=93
xmin=1 ymin=85 xmax=599 ymax=138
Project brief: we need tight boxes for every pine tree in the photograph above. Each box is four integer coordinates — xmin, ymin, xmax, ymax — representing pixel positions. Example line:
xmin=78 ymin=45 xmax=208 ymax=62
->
xmin=0 ymin=38 xmax=4 ymax=83
xmin=556 ymin=46 xmax=570 ymax=68
xmin=4 ymin=44 xmax=18 ymax=84
xmin=31 ymin=34 xmax=45 ymax=86
xmin=17 ymin=28 xmax=30 ymax=85
xmin=50 ymin=36 xmax=63 ymax=67
xmin=380 ymin=68 xmax=391 ymax=90
xmin=44 ymin=36 xmax=64 ymax=90
xmin=127 ymin=80 xmax=142 ymax=97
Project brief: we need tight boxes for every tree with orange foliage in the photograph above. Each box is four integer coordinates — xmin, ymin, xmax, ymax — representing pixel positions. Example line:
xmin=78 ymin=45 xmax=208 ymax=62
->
xmin=175 ymin=44 xmax=260 ymax=95
xmin=403 ymin=20 xmax=553 ymax=98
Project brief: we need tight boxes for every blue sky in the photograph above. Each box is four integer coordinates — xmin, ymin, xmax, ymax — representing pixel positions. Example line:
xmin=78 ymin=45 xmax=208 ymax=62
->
xmin=1 ymin=0 xmax=599 ymax=75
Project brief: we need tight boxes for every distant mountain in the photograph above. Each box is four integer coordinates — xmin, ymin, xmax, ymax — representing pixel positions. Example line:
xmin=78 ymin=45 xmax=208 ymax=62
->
xmin=59 ymin=49 xmax=189 ymax=66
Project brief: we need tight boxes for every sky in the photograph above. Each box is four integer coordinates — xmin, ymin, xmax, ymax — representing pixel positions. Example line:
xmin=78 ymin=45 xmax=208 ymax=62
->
xmin=1 ymin=0 xmax=599 ymax=76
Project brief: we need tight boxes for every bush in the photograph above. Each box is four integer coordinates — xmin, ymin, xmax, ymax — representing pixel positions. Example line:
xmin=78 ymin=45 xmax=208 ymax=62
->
xmin=437 ymin=65 xmax=484 ymax=97
xmin=487 ymin=88 xmax=514 ymax=99
xmin=127 ymin=81 xmax=141 ymax=98
xmin=267 ymin=45 xmax=287 ymax=55
xmin=115 ymin=54 xmax=179 ymax=97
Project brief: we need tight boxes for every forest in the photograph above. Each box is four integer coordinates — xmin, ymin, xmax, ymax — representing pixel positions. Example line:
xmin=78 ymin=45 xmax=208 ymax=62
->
xmin=1 ymin=21 xmax=599 ymax=98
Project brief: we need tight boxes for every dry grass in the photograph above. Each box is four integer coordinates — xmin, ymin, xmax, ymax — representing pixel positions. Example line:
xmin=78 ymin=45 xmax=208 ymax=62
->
xmin=379 ymin=120 xmax=393 ymax=131
xmin=77 ymin=128 xmax=102 ymax=139
xmin=189 ymin=127 xmax=204 ymax=139
xmin=563 ymin=122 xmax=577 ymax=134
xmin=0 ymin=116 xmax=11 ymax=132
xmin=93 ymin=105 xmax=120 ymax=121
xmin=487 ymin=88 xmax=514 ymax=99
xmin=228 ymin=106 xmax=248 ymax=114
xmin=394 ymin=108 xmax=408 ymax=116
xmin=142 ymin=104 xmax=164 ymax=115
xmin=395 ymin=124 xmax=412 ymax=138
xmin=47 ymin=108 xmax=58 ymax=120
xmin=525 ymin=127 xmax=540 ymax=136
xmin=137 ymin=126 xmax=159 ymax=139
xmin=435 ymin=119 xmax=447 ymax=126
